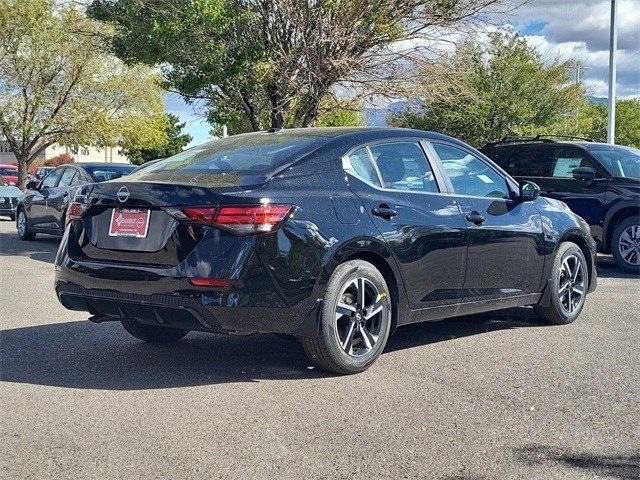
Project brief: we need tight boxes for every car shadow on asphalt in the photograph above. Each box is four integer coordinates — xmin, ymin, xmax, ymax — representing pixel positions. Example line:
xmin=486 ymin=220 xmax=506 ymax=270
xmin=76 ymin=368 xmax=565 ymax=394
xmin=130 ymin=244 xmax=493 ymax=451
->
xmin=386 ymin=306 xmax=542 ymax=353
xmin=514 ymin=445 xmax=639 ymax=480
xmin=0 ymin=226 xmax=59 ymax=264
xmin=0 ymin=307 xmax=542 ymax=390
xmin=596 ymin=254 xmax=640 ymax=279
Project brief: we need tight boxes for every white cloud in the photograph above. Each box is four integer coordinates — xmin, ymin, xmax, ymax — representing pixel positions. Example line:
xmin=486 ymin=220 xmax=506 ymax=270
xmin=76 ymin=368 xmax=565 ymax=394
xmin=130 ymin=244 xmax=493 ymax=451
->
xmin=502 ymin=0 xmax=640 ymax=98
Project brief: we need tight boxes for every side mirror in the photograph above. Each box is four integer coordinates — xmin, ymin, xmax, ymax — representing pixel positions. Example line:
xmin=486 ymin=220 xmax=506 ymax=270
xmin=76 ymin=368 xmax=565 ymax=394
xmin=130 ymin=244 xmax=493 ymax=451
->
xmin=520 ymin=181 xmax=541 ymax=202
xmin=572 ymin=167 xmax=596 ymax=182
xmin=26 ymin=181 xmax=38 ymax=190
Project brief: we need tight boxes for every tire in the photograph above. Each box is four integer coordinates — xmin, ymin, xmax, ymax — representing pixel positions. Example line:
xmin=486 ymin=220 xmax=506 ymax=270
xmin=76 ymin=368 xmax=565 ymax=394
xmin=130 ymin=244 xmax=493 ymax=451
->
xmin=16 ymin=208 xmax=36 ymax=241
xmin=611 ymin=216 xmax=640 ymax=273
xmin=534 ymin=242 xmax=588 ymax=325
xmin=301 ymin=260 xmax=392 ymax=374
xmin=121 ymin=319 xmax=189 ymax=344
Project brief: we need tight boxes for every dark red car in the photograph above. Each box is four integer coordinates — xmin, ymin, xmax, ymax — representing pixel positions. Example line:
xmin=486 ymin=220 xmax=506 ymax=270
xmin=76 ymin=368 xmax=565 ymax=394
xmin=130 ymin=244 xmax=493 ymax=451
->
xmin=0 ymin=164 xmax=18 ymax=185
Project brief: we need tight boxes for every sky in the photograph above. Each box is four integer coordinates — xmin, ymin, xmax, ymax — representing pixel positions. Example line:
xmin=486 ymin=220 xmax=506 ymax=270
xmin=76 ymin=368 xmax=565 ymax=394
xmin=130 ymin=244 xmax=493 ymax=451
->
xmin=165 ymin=0 xmax=640 ymax=147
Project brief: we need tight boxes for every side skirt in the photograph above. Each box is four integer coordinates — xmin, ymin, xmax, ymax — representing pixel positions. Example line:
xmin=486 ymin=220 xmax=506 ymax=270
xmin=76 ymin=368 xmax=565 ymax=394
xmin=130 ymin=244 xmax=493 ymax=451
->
xmin=407 ymin=293 xmax=542 ymax=324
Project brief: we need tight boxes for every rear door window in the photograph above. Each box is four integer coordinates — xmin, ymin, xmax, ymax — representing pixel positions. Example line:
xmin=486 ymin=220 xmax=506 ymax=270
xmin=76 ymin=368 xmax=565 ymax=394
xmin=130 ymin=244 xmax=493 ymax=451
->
xmin=368 ymin=142 xmax=439 ymax=193
xmin=58 ymin=168 xmax=78 ymax=188
xmin=487 ymin=147 xmax=551 ymax=177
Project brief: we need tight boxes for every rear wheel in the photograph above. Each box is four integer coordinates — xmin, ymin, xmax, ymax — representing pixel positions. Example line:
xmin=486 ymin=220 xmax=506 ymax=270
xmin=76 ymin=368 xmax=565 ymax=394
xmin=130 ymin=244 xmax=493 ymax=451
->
xmin=121 ymin=319 xmax=189 ymax=344
xmin=611 ymin=216 xmax=640 ymax=273
xmin=301 ymin=260 xmax=392 ymax=374
xmin=534 ymin=242 xmax=588 ymax=325
xmin=17 ymin=209 xmax=36 ymax=240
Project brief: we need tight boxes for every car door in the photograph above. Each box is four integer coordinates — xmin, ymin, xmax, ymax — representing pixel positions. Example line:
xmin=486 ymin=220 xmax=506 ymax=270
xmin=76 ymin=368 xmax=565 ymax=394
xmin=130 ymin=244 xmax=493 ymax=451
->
xmin=535 ymin=146 xmax=609 ymax=237
xmin=344 ymin=140 xmax=468 ymax=312
xmin=430 ymin=142 xmax=545 ymax=302
xmin=28 ymin=167 xmax=65 ymax=228
xmin=46 ymin=167 xmax=80 ymax=231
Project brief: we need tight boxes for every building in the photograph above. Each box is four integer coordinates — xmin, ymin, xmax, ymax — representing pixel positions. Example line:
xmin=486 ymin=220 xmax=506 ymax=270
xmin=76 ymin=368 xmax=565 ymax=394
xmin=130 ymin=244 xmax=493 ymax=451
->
xmin=0 ymin=140 xmax=130 ymax=165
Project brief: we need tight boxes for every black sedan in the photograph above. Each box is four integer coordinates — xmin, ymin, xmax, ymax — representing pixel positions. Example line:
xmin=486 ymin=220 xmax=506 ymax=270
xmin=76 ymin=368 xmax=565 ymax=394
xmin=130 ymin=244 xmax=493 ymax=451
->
xmin=0 ymin=175 xmax=22 ymax=220
xmin=17 ymin=163 xmax=135 ymax=240
xmin=54 ymin=128 xmax=597 ymax=374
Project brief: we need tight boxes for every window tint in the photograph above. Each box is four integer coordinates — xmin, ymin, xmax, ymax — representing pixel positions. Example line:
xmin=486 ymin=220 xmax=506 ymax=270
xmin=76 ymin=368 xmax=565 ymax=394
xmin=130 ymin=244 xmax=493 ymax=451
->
xmin=550 ymin=147 xmax=596 ymax=178
xmin=589 ymin=145 xmax=640 ymax=178
xmin=41 ymin=168 xmax=64 ymax=189
xmin=135 ymin=132 xmax=329 ymax=185
xmin=434 ymin=144 xmax=510 ymax=199
xmin=485 ymin=147 xmax=551 ymax=177
xmin=0 ymin=167 xmax=17 ymax=175
xmin=368 ymin=142 xmax=438 ymax=193
xmin=85 ymin=166 xmax=135 ymax=182
xmin=58 ymin=168 xmax=78 ymax=188
xmin=345 ymin=147 xmax=381 ymax=187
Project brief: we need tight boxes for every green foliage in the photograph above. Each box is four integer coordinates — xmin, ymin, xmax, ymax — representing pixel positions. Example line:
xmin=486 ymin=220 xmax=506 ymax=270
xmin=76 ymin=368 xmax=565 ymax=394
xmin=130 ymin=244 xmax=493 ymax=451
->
xmin=0 ymin=0 xmax=167 ymax=188
xmin=579 ymin=99 xmax=640 ymax=148
xmin=316 ymin=105 xmax=365 ymax=128
xmin=89 ymin=0 xmax=509 ymax=133
xmin=390 ymin=31 xmax=583 ymax=148
xmin=122 ymin=114 xmax=193 ymax=165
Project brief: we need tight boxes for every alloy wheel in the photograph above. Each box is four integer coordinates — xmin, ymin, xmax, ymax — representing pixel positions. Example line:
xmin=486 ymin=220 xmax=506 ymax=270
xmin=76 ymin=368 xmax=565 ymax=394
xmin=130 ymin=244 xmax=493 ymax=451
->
xmin=17 ymin=211 xmax=26 ymax=236
xmin=557 ymin=254 xmax=586 ymax=315
xmin=617 ymin=224 xmax=640 ymax=267
xmin=334 ymin=277 xmax=388 ymax=357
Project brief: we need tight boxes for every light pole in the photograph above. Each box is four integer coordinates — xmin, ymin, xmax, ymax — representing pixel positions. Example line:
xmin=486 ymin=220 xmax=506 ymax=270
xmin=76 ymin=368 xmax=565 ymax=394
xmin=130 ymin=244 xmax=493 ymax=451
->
xmin=607 ymin=0 xmax=617 ymax=144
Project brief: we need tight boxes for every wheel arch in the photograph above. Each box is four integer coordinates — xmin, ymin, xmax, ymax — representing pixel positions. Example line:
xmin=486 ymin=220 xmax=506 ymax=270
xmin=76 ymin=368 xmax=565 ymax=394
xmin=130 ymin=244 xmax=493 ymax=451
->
xmin=603 ymin=204 xmax=639 ymax=252
xmin=322 ymin=240 xmax=409 ymax=334
xmin=558 ymin=230 xmax=596 ymax=292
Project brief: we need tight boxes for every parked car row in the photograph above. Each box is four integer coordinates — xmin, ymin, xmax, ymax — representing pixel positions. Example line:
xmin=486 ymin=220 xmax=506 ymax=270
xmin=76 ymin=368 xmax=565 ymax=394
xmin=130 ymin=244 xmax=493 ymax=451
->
xmin=15 ymin=163 xmax=136 ymax=239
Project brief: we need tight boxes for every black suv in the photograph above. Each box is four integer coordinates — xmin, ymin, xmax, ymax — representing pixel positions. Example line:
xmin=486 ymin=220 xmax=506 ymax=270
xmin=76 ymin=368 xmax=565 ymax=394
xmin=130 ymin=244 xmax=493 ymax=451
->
xmin=481 ymin=137 xmax=640 ymax=272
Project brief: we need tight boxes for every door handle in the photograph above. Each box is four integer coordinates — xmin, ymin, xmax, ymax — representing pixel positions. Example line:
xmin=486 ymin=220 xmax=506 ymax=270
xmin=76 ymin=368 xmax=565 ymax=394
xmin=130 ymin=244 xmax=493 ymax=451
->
xmin=371 ymin=205 xmax=398 ymax=220
xmin=465 ymin=211 xmax=486 ymax=225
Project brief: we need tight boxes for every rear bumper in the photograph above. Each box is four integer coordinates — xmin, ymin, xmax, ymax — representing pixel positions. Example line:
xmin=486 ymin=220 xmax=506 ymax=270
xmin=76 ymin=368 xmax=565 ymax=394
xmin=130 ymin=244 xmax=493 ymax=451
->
xmin=55 ymin=279 xmax=320 ymax=338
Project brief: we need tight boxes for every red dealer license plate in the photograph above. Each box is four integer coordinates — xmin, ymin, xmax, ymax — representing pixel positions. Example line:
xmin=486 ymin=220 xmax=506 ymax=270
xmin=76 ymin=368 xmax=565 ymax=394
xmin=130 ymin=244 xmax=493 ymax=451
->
xmin=108 ymin=208 xmax=150 ymax=238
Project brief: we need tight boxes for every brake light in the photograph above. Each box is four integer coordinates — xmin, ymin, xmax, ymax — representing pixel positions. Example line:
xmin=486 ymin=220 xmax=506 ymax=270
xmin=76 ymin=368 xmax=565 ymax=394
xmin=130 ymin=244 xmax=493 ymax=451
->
xmin=214 ymin=205 xmax=293 ymax=234
xmin=65 ymin=202 xmax=90 ymax=225
xmin=165 ymin=204 xmax=293 ymax=234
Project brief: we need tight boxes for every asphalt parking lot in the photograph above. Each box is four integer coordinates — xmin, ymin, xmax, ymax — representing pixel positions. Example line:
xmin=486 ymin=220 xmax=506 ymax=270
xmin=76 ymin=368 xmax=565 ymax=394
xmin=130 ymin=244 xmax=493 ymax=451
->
xmin=0 ymin=218 xmax=638 ymax=480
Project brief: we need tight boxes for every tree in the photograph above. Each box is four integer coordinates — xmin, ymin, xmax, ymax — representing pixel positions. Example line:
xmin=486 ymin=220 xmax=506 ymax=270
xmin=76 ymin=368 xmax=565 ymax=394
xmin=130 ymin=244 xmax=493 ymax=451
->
xmin=390 ymin=31 xmax=583 ymax=147
xmin=121 ymin=114 xmax=193 ymax=165
xmin=0 ymin=0 xmax=167 ymax=189
xmin=578 ymin=99 xmax=640 ymax=148
xmin=88 ymin=0 xmax=510 ymax=133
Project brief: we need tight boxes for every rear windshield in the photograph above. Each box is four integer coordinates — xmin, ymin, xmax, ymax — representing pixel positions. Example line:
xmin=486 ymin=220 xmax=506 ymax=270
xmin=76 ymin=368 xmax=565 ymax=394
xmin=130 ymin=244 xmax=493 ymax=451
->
xmin=0 ymin=167 xmax=18 ymax=175
xmin=588 ymin=145 xmax=640 ymax=179
xmin=84 ymin=165 xmax=135 ymax=182
xmin=132 ymin=132 xmax=328 ymax=185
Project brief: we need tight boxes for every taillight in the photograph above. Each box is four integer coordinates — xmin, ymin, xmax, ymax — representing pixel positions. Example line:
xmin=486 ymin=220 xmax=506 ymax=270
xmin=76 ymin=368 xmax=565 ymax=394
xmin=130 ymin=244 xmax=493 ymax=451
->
xmin=65 ymin=202 xmax=90 ymax=225
xmin=165 ymin=204 xmax=293 ymax=235
xmin=214 ymin=205 xmax=293 ymax=234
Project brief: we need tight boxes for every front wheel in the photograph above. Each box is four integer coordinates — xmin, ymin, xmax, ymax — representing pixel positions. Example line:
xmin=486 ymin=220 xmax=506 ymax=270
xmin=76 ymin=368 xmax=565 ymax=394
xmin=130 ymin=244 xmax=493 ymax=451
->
xmin=611 ymin=216 xmax=640 ymax=273
xmin=534 ymin=242 xmax=588 ymax=325
xmin=16 ymin=209 xmax=36 ymax=241
xmin=121 ymin=319 xmax=189 ymax=344
xmin=301 ymin=260 xmax=392 ymax=374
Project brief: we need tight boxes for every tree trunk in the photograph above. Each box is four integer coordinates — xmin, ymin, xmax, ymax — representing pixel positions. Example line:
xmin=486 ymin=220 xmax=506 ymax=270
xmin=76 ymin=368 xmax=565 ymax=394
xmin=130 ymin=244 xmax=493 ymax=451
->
xmin=267 ymin=85 xmax=285 ymax=129
xmin=16 ymin=154 xmax=30 ymax=191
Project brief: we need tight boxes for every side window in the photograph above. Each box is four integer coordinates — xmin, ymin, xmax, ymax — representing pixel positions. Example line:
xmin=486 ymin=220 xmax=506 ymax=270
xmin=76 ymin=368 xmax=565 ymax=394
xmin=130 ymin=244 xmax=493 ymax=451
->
xmin=487 ymin=147 xmax=551 ymax=177
xmin=40 ymin=168 xmax=64 ymax=189
xmin=550 ymin=147 xmax=599 ymax=178
xmin=368 ymin=142 xmax=438 ymax=193
xmin=433 ymin=143 xmax=510 ymax=199
xmin=344 ymin=147 xmax=381 ymax=188
xmin=58 ymin=168 xmax=78 ymax=188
